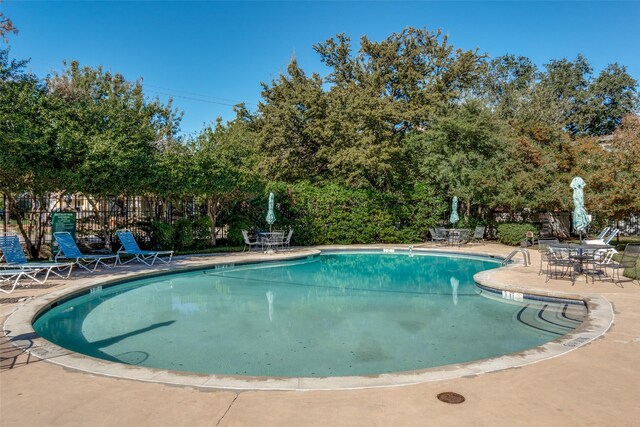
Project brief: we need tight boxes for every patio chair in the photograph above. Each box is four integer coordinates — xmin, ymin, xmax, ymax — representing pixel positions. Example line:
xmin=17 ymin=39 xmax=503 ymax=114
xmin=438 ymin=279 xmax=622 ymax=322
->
xmin=242 ymin=230 xmax=263 ymax=252
xmin=0 ymin=268 xmax=37 ymax=294
xmin=116 ymin=229 xmax=173 ymax=265
xmin=0 ymin=234 xmax=73 ymax=283
xmin=281 ymin=228 xmax=294 ymax=249
xmin=537 ymin=238 xmax=560 ymax=276
xmin=594 ymin=243 xmax=640 ymax=285
xmin=53 ymin=232 xmax=119 ymax=272
xmin=470 ymin=226 xmax=486 ymax=244
xmin=429 ymin=228 xmax=447 ymax=244
xmin=456 ymin=229 xmax=472 ymax=246
xmin=545 ymin=247 xmax=578 ymax=283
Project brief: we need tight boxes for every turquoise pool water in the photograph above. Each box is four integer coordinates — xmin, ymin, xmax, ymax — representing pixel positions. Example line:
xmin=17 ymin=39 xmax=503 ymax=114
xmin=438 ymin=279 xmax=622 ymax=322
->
xmin=33 ymin=252 xmax=586 ymax=377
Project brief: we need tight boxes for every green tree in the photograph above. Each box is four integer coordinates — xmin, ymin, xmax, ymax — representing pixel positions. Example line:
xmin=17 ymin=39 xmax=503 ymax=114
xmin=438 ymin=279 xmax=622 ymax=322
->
xmin=414 ymin=102 xmax=508 ymax=220
xmin=170 ymin=118 xmax=263 ymax=245
xmin=256 ymin=59 xmax=329 ymax=183
xmin=481 ymin=54 xmax=538 ymax=120
xmin=0 ymin=48 xmax=59 ymax=257
xmin=257 ymin=27 xmax=486 ymax=191
xmin=48 ymin=61 xmax=181 ymax=197
xmin=44 ymin=61 xmax=181 ymax=246
xmin=574 ymin=115 xmax=640 ymax=221
xmin=0 ymin=1 xmax=17 ymax=43
xmin=578 ymin=64 xmax=639 ymax=136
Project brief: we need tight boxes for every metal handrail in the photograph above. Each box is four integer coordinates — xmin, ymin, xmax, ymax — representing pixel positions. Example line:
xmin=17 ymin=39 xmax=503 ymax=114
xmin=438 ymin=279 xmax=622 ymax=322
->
xmin=502 ymin=248 xmax=531 ymax=266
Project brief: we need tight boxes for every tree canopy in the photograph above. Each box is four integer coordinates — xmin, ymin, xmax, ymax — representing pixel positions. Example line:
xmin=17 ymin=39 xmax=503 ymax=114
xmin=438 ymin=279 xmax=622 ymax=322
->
xmin=2 ymin=25 xmax=639 ymax=250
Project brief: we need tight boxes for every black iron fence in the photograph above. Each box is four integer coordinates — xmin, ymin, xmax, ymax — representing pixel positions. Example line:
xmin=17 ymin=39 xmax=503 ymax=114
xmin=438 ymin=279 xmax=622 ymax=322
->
xmin=610 ymin=214 xmax=640 ymax=237
xmin=442 ymin=208 xmax=640 ymax=239
xmin=1 ymin=193 xmax=225 ymax=249
xmin=2 ymin=193 xmax=638 ymax=251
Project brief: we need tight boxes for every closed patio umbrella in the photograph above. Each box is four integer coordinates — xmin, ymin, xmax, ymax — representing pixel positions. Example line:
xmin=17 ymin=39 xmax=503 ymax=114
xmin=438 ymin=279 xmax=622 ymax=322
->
xmin=266 ymin=192 xmax=276 ymax=232
xmin=449 ymin=196 xmax=459 ymax=226
xmin=570 ymin=177 xmax=590 ymax=241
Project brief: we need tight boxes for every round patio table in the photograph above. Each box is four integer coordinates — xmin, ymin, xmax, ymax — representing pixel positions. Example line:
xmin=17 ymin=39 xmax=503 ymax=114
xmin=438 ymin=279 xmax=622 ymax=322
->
xmin=549 ymin=243 xmax=613 ymax=277
xmin=259 ymin=232 xmax=284 ymax=253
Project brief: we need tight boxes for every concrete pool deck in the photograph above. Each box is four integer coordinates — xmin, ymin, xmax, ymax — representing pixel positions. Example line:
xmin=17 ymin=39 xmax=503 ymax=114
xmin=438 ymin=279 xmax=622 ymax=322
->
xmin=1 ymin=244 xmax=639 ymax=425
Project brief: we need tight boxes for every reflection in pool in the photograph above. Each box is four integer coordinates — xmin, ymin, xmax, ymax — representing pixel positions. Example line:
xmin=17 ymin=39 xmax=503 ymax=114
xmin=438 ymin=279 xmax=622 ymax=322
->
xmin=34 ymin=252 xmax=586 ymax=377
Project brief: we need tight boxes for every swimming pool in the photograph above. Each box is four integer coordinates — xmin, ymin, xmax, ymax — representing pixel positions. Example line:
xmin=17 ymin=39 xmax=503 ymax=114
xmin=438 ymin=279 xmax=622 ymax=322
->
xmin=33 ymin=251 xmax=586 ymax=378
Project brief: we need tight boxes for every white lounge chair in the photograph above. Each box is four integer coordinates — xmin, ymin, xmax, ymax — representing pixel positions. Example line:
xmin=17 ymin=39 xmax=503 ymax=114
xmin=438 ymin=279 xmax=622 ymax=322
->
xmin=0 ymin=269 xmax=37 ymax=294
xmin=596 ymin=227 xmax=610 ymax=240
xmin=585 ymin=228 xmax=620 ymax=246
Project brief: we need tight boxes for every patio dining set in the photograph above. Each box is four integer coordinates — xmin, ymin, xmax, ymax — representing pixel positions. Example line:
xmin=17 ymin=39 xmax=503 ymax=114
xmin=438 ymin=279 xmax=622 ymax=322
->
xmin=242 ymin=229 xmax=294 ymax=253
xmin=429 ymin=225 xmax=486 ymax=247
xmin=538 ymin=228 xmax=639 ymax=285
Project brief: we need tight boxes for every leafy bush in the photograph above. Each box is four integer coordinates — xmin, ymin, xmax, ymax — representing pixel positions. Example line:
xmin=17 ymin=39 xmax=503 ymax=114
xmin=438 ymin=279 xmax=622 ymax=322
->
xmin=172 ymin=218 xmax=194 ymax=250
xmin=191 ymin=216 xmax=212 ymax=248
xmin=226 ymin=219 xmax=254 ymax=246
xmin=224 ymin=182 xmax=447 ymax=245
xmin=496 ymin=222 xmax=539 ymax=246
xmin=149 ymin=221 xmax=173 ymax=250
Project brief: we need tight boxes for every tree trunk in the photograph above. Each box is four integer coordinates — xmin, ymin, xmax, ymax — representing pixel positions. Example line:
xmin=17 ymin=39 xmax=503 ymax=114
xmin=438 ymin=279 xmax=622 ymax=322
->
xmin=84 ymin=194 xmax=113 ymax=250
xmin=206 ymin=198 xmax=218 ymax=246
xmin=11 ymin=197 xmax=37 ymax=258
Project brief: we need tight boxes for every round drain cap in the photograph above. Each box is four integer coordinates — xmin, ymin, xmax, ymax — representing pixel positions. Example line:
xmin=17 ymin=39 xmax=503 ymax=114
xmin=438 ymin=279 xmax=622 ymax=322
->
xmin=437 ymin=392 xmax=466 ymax=404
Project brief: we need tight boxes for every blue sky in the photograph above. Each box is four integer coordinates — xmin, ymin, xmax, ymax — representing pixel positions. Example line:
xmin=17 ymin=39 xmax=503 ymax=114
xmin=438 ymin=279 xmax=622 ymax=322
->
xmin=4 ymin=1 xmax=639 ymax=136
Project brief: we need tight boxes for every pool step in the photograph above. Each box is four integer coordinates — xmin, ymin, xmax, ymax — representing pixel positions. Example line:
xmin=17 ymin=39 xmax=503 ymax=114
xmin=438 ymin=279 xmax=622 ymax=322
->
xmin=516 ymin=303 xmax=584 ymax=336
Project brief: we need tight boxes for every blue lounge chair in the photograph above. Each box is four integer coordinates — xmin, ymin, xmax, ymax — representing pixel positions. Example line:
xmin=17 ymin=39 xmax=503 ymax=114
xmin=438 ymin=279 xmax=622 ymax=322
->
xmin=115 ymin=229 xmax=173 ymax=265
xmin=0 ymin=234 xmax=73 ymax=283
xmin=53 ymin=232 xmax=119 ymax=271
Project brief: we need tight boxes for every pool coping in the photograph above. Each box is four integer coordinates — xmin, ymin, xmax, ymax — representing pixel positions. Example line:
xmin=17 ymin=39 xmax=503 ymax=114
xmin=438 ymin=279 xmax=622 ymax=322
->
xmin=3 ymin=246 xmax=614 ymax=391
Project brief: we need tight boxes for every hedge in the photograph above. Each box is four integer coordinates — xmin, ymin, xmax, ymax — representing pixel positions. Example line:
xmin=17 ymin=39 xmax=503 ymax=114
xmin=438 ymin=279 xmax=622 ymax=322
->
xmin=496 ymin=222 xmax=539 ymax=246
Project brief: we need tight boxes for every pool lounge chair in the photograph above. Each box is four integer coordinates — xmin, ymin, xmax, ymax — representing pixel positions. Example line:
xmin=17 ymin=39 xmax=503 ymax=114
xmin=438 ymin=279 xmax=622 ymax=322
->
xmin=585 ymin=228 xmax=620 ymax=246
xmin=0 ymin=268 xmax=37 ymax=294
xmin=115 ymin=229 xmax=173 ymax=265
xmin=53 ymin=232 xmax=119 ymax=271
xmin=0 ymin=234 xmax=73 ymax=283
xmin=596 ymin=227 xmax=610 ymax=240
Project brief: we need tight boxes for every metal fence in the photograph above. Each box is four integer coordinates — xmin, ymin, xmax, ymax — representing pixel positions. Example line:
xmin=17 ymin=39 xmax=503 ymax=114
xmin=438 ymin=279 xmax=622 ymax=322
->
xmin=1 ymin=193 xmax=225 ymax=248
xmin=490 ymin=211 xmax=640 ymax=238
xmin=3 ymin=193 xmax=638 ymax=249
xmin=610 ymin=214 xmax=640 ymax=237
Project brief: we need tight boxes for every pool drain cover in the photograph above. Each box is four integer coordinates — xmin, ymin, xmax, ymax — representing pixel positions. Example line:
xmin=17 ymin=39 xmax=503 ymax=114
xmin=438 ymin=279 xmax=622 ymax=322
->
xmin=437 ymin=392 xmax=465 ymax=404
